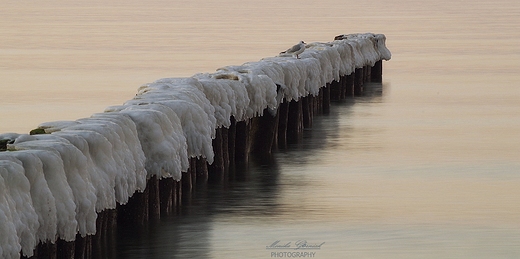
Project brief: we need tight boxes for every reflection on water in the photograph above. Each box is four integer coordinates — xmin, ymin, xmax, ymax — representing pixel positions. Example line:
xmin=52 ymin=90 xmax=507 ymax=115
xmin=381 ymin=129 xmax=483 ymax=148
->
xmin=113 ymin=83 xmax=520 ymax=258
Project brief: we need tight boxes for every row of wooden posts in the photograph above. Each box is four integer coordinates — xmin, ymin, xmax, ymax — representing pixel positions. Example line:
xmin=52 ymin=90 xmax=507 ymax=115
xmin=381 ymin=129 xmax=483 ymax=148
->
xmin=24 ymin=60 xmax=383 ymax=259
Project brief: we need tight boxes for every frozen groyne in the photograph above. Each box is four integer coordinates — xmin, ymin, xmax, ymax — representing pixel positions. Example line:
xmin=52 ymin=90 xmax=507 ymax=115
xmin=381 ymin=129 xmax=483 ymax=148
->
xmin=0 ymin=33 xmax=390 ymax=259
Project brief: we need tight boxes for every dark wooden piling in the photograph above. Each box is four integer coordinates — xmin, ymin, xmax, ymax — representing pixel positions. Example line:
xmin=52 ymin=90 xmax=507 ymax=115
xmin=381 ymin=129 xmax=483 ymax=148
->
xmin=174 ymin=179 xmax=181 ymax=208
xmin=346 ymin=74 xmax=355 ymax=97
xmin=147 ymin=175 xmax=160 ymax=220
xmin=92 ymin=209 xmax=117 ymax=259
xmin=117 ymin=187 xmax=149 ymax=226
xmin=74 ymin=235 xmax=92 ymax=259
xmin=91 ymin=209 xmax=117 ymax=258
xmin=221 ymin=127 xmax=229 ymax=172
xmin=56 ymin=239 xmax=74 ymax=259
xmin=329 ymin=80 xmax=341 ymax=101
xmin=227 ymin=117 xmax=237 ymax=168
xmin=371 ymin=60 xmax=383 ymax=82
xmin=302 ymin=96 xmax=312 ymax=129
xmin=322 ymin=84 xmax=330 ymax=113
xmin=339 ymin=75 xmax=347 ymax=99
xmin=235 ymin=119 xmax=251 ymax=166
xmin=287 ymin=99 xmax=303 ymax=143
xmin=181 ymin=158 xmax=195 ymax=204
xmin=277 ymin=100 xmax=290 ymax=148
xmin=250 ymin=108 xmax=279 ymax=156
xmin=31 ymin=241 xmax=57 ymax=259
xmin=181 ymin=171 xmax=192 ymax=195
xmin=364 ymin=65 xmax=371 ymax=82
xmin=196 ymin=157 xmax=208 ymax=184
xmin=208 ymin=128 xmax=225 ymax=183
xmin=354 ymin=68 xmax=364 ymax=96
xmin=159 ymin=177 xmax=175 ymax=216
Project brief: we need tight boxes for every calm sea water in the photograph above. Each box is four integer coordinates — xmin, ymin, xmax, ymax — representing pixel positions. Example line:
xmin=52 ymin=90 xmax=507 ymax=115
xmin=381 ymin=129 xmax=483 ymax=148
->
xmin=2 ymin=0 xmax=520 ymax=258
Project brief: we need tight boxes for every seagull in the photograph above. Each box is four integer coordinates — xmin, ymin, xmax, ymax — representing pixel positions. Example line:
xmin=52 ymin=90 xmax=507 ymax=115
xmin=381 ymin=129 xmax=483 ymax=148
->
xmin=280 ymin=41 xmax=306 ymax=59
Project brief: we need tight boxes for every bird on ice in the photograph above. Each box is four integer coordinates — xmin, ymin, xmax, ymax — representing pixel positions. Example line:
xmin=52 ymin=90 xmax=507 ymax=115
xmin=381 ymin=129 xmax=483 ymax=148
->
xmin=280 ymin=41 xmax=306 ymax=59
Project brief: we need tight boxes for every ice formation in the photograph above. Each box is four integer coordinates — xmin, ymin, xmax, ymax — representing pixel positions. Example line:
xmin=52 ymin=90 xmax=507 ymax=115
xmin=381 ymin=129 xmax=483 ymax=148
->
xmin=0 ymin=33 xmax=390 ymax=257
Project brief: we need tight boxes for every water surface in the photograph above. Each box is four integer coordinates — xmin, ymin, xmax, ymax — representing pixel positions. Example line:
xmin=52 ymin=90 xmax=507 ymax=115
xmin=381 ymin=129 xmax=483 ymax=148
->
xmin=1 ymin=0 xmax=520 ymax=258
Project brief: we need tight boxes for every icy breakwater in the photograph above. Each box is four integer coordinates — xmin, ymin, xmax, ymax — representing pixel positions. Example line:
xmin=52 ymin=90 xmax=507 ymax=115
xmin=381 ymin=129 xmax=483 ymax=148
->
xmin=0 ymin=33 xmax=390 ymax=259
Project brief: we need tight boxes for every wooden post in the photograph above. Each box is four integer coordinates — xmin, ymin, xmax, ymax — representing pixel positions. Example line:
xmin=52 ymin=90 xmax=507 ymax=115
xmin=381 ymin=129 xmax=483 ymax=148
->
xmin=287 ymin=99 xmax=303 ymax=143
xmin=302 ymin=96 xmax=312 ymax=129
xmin=354 ymin=67 xmax=364 ymax=96
xmin=221 ymin=127 xmax=229 ymax=173
xmin=235 ymin=119 xmax=251 ymax=166
xmin=92 ymin=209 xmax=117 ymax=259
xmin=147 ymin=175 xmax=160 ymax=220
xmin=371 ymin=60 xmax=383 ymax=82
xmin=56 ymin=239 xmax=74 ymax=259
xmin=196 ymin=157 xmax=208 ymax=184
xmin=208 ymin=128 xmax=225 ymax=183
xmin=277 ymin=100 xmax=290 ymax=148
xmin=92 ymin=210 xmax=104 ymax=257
xmin=33 ymin=241 xmax=57 ymax=259
xmin=74 ymin=235 xmax=91 ymax=259
xmin=117 ymin=187 xmax=148 ymax=226
xmin=181 ymin=171 xmax=192 ymax=194
xmin=364 ymin=65 xmax=371 ymax=82
xmin=182 ymin=157 xmax=195 ymax=203
xmin=251 ymin=108 xmax=279 ymax=156
xmin=339 ymin=75 xmax=347 ymax=99
xmin=322 ymin=84 xmax=330 ymax=113
xmin=316 ymin=87 xmax=323 ymax=114
xmin=346 ymin=74 xmax=355 ymax=97
xmin=159 ymin=177 xmax=174 ymax=216
xmin=190 ymin=157 xmax=197 ymax=188
xmin=227 ymin=117 xmax=237 ymax=169
xmin=174 ymin=178 xmax=183 ymax=208
xmin=329 ymin=80 xmax=341 ymax=100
